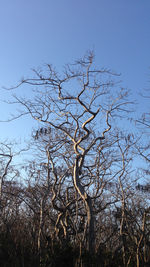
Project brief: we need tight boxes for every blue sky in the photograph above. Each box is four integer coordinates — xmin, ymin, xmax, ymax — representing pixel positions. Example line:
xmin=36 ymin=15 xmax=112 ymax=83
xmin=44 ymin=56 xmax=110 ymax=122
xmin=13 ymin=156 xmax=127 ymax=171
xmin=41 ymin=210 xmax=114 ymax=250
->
xmin=0 ymin=0 xmax=150 ymax=141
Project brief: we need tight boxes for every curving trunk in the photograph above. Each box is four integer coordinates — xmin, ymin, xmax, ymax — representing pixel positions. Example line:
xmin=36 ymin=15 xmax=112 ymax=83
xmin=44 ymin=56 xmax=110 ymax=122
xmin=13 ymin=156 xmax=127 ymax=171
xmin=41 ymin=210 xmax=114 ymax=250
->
xmin=74 ymin=156 xmax=95 ymax=253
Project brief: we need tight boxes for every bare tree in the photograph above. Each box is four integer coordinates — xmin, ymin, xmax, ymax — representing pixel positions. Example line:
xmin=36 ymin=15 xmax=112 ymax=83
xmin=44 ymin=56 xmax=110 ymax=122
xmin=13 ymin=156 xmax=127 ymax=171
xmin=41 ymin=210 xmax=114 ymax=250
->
xmin=7 ymin=52 xmax=133 ymax=258
xmin=0 ymin=143 xmax=13 ymax=213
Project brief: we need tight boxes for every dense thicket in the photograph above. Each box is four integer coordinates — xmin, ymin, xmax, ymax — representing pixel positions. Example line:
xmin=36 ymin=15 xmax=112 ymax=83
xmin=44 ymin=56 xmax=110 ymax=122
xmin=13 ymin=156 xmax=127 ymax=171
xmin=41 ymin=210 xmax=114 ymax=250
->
xmin=0 ymin=178 xmax=150 ymax=266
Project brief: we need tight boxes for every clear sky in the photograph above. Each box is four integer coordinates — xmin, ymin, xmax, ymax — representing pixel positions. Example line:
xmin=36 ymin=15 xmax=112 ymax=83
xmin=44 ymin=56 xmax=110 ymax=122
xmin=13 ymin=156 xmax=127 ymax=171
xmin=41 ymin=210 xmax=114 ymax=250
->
xmin=0 ymin=0 xmax=150 ymax=141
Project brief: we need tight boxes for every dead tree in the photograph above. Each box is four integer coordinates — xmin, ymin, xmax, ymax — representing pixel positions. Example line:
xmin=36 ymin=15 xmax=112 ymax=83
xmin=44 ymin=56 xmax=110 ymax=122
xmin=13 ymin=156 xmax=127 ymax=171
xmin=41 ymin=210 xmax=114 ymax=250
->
xmin=8 ymin=51 xmax=132 ymax=254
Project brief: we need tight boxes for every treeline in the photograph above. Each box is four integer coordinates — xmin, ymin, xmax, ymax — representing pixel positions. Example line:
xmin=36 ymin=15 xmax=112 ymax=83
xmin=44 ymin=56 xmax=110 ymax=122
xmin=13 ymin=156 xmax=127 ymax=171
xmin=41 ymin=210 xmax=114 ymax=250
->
xmin=0 ymin=175 xmax=150 ymax=266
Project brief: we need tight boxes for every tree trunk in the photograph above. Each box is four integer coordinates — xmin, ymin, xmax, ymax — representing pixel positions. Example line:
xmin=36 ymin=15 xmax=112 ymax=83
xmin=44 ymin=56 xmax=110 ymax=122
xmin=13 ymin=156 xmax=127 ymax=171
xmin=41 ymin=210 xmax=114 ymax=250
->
xmin=136 ymin=248 xmax=140 ymax=267
xmin=74 ymin=156 xmax=95 ymax=254
xmin=86 ymin=196 xmax=95 ymax=253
